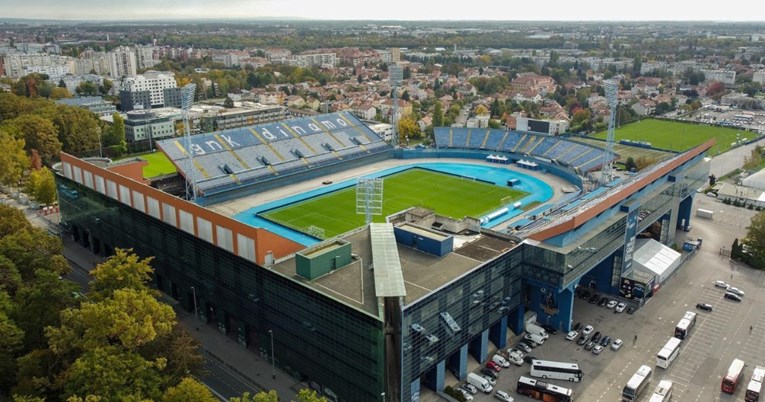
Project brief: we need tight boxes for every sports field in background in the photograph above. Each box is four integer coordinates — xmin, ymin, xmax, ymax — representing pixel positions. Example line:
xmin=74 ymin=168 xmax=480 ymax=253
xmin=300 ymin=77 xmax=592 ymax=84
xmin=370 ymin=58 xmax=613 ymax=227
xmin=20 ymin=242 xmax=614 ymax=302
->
xmin=118 ymin=151 xmax=177 ymax=178
xmin=590 ymin=119 xmax=756 ymax=155
xmin=261 ymin=168 xmax=528 ymax=239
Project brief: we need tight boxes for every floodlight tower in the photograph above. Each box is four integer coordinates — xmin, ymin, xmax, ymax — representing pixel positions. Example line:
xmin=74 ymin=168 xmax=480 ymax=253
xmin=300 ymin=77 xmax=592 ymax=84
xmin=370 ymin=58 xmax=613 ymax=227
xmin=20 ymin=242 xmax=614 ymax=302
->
xmin=181 ymin=83 xmax=198 ymax=201
xmin=388 ymin=64 xmax=403 ymax=148
xmin=600 ymin=80 xmax=619 ymax=186
xmin=356 ymin=177 xmax=384 ymax=224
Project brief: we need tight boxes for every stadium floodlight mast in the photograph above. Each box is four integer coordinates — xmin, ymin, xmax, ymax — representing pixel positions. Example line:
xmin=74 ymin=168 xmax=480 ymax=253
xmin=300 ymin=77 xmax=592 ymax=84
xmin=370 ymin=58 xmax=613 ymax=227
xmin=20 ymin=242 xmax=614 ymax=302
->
xmin=600 ymin=79 xmax=619 ymax=186
xmin=388 ymin=64 xmax=403 ymax=148
xmin=356 ymin=177 xmax=384 ymax=224
xmin=181 ymin=83 xmax=198 ymax=201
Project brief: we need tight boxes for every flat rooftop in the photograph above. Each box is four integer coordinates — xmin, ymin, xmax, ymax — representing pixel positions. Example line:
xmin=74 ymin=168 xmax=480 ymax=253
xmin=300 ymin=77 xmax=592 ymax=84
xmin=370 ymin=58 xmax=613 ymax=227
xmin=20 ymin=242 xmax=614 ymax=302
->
xmin=271 ymin=226 xmax=519 ymax=316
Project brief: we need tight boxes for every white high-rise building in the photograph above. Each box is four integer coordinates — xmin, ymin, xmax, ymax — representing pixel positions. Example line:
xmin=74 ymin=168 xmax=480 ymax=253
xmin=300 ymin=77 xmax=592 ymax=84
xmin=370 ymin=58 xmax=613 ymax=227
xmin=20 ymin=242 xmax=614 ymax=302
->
xmin=108 ymin=46 xmax=137 ymax=78
xmin=121 ymin=71 xmax=178 ymax=107
xmin=136 ymin=45 xmax=160 ymax=70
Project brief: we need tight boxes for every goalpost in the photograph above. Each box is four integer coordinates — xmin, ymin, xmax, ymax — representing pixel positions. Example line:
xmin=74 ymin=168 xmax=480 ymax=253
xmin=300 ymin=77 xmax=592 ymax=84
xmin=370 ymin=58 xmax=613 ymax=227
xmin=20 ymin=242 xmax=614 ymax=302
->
xmin=500 ymin=195 xmax=514 ymax=206
xmin=306 ymin=225 xmax=326 ymax=239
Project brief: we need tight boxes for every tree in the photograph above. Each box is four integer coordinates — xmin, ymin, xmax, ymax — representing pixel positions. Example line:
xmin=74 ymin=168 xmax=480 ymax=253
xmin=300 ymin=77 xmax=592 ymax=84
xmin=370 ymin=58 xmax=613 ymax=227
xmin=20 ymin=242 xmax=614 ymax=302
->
xmin=400 ymin=90 xmax=410 ymax=102
xmin=3 ymin=114 xmax=61 ymax=166
xmin=224 ymin=96 xmax=235 ymax=108
xmin=433 ymin=101 xmax=444 ymax=128
xmin=397 ymin=114 xmax=421 ymax=141
xmin=743 ymin=210 xmax=765 ymax=270
xmin=230 ymin=390 xmax=279 ymax=402
xmin=625 ymin=156 xmax=637 ymax=172
xmin=75 ymin=82 xmax=99 ymax=97
xmin=52 ymin=105 xmax=101 ymax=155
xmin=50 ymin=87 xmax=73 ymax=100
xmin=13 ymin=269 xmax=78 ymax=350
xmin=296 ymin=389 xmax=328 ymax=402
xmin=162 ymin=377 xmax=217 ymax=402
xmin=25 ymin=167 xmax=58 ymax=205
xmin=0 ymin=205 xmax=32 ymax=239
xmin=706 ymin=81 xmax=726 ymax=98
xmin=103 ymin=112 xmax=127 ymax=157
xmin=475 ymin=105 xmax=489 ymax=116
xmin=743 ymin=146 xmax=762 ymax=171
xmin=0 ymin=129 xmax=29 ymax=186
xmin=90 ymin=248 xmax=154 ymax=298
xmin=0 ymin=306 xmax=24 ymax=391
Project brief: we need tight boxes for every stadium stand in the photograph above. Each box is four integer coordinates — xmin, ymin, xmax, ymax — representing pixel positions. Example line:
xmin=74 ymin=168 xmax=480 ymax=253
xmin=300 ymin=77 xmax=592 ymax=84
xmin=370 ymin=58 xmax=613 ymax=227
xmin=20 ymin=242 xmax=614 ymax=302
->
xmin=156 ymin=112 xmax=391 ymax=197
xmin=434 ymin=128 xmax=614 ymax=173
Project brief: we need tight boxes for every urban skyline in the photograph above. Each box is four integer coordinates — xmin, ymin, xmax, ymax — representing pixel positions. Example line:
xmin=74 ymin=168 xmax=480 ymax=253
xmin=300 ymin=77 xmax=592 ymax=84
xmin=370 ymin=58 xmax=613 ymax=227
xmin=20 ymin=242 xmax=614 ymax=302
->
xmin=2 ymin=0 xmax=765 ymax=22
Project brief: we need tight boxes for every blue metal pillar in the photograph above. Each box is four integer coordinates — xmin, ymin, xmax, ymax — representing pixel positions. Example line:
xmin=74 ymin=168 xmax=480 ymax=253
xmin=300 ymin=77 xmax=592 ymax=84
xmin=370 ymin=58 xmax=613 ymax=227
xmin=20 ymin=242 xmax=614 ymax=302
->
xmin=408 ymin=378 xmax=421 ymax=402
xmin=553 ymin=287 xmax=575 ymax=332
xmin=448 ymin=344 xmax=468 ymax=380
xmin=423 ymin=360 xmax=446 ymax=392
xmin=508 ymin=305 xmax=525 ymax=335
xmin=489 ymin=316 xmax=508 ymax=349
xmin=468 ymin=329 xmax=489 ymax=363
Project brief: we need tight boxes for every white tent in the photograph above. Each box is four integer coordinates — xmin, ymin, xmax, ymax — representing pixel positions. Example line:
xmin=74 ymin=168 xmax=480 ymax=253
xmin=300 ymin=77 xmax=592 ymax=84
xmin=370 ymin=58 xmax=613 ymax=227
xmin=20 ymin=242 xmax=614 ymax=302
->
xmin=631 ymin=238 xmax=681 ymax=284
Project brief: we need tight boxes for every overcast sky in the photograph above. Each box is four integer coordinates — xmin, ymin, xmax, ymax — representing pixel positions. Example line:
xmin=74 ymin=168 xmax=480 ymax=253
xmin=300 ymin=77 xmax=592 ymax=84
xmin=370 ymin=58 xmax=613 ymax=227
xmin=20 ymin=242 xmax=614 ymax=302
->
xmin=3 ymin=0 xmax=765 ymax=21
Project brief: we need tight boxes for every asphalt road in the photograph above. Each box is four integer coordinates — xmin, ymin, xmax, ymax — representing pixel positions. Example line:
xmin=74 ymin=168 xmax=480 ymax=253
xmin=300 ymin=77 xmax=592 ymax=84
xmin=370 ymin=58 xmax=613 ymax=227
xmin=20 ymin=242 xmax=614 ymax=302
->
xmin=710 ymin=137 xmax=765 ymax=178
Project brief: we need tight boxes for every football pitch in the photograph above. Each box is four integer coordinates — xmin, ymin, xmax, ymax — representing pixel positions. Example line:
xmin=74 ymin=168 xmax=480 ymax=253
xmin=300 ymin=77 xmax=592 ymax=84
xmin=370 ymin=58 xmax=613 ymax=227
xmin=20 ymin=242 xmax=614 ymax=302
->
xmin=260 ymin=168 xmax=528 ymax=239
xmin=590 ymin=119 xmax=756 ymax=155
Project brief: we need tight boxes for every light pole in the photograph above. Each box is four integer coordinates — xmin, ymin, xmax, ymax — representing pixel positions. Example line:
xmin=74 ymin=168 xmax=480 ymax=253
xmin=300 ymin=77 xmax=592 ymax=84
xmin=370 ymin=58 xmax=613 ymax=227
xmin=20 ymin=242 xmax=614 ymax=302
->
xmin=381 ymin=392 xmax=385 ymax=401
xmin=269 ymin=329 xmax=275 ymax=379
xmin=190 ymin=286 xmax=199 ymax=331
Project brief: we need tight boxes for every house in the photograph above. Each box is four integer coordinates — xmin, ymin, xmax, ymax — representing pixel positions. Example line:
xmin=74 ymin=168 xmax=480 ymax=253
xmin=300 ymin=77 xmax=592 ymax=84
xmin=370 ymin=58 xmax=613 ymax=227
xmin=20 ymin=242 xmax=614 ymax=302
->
xmin=631 ymin=99 xmax=655 ymax=116
xmin=286 ymin=95 xmax=306 ymax=109
xmin=352 ymin=103 xmax=377 ymax=120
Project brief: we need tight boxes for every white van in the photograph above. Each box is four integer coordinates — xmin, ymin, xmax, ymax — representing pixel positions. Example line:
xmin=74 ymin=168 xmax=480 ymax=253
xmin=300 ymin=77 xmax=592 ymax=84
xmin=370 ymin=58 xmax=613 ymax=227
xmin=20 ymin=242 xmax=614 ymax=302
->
xmin=524 ymin=332 xmax=546 ymax=345
xmin=467 ymin=372 xmax=493 ymax=393
xmin=525 ymin=323 xmax=549 ymax=339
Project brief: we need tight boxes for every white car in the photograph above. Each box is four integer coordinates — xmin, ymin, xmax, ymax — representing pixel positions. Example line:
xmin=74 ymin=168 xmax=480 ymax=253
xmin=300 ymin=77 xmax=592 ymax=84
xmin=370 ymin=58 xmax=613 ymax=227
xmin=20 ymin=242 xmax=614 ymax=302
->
xmin=582 ymin=325 xmax=594 ymax=335
xmin=728 ymin=287 xmax=745 ymax=297
xmin=592 ymin=345 xmax=604 ymax=355
xmin=714 ymin=280 xmax=730 ymax=289
xmin=492 ymin=354 xmax=510 ymax=368
xmin=606 ymin=300 xmax=618 ymax=309
xmin=611 ymin=338 xmax=623 ymax=351
xmin=457 ymin=388 xmax=474 ymax=401
xmin=483 ymin=375 xmax=497 ymax=386
xmin=462 ymin=383 xmax=478 ymax=395
xmin=565 ymin=330 xmax=579 ymax=341
xmin=506 ymin=350 xmax=524 ymax=366
xmin=615 ymin=302 xmax=627 ymax=313
xmin=494 ymin=390 xmax=514 ymax=402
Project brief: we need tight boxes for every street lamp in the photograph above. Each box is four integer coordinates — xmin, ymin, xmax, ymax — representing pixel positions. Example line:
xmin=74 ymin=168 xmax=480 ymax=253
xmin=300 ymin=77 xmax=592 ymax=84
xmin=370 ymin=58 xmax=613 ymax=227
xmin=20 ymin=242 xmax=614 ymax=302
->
xmin=190 ymin=286 xmax=199 ymax=331
xmin=380 ymin=392 xmax=385 ymax=401
xmin=269 ymin=329 xmax=275 ymax=379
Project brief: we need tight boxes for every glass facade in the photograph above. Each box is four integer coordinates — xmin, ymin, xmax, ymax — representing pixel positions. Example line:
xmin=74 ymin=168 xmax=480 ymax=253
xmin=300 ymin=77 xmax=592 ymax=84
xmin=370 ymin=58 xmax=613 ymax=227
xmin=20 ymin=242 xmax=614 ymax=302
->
xmin=56 ymin=175 xmax=384 ymax=402
xmin=402 ymin=250 xmax=523 ymax=382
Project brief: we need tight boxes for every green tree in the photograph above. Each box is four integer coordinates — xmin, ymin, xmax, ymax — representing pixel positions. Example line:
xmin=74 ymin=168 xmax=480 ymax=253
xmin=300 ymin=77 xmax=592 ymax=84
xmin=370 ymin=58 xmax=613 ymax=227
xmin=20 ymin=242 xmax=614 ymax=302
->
xmin=0 ymin=304 xmax=24 ymax=391
xmin=0 ymin=129 xmax=29 ymax=186
xmin=162 ymin=377 xmax=217 ymax=402
xmin=296 ymin=389 xmax=328 ymax=402
xmin=743 ymin=210 xmax=765 ymax=269
xmin=24 ymin=167 xmax=58 ymax=205
xmin=13 ymin=269 xmax=78 ymax=350
xmin=224 ymin=96 xmax=235 ymax=108
xmin=230 ymin=390 xmax=279 ymax=402
xmin=52 ymin=105 xmax=102 ymax=155
xmin=3 ymin=114 xmax=61 ymax=166
xmin=75 ymin=82 xmax=99 ymax=97
xmin=0 ymin=205 xmax=32 ymax=239
xmin=90 ymin=248 xmax=154 ymax=298
xmin=625 ymin=156 xmax=637 ymax=172
xmin=397 ymin=114 xmax=421 ymax=141
xmin=103 ymin=112 xmax=127 ymax=157
xmin=433 ymin=101 xmax=444 ymax=127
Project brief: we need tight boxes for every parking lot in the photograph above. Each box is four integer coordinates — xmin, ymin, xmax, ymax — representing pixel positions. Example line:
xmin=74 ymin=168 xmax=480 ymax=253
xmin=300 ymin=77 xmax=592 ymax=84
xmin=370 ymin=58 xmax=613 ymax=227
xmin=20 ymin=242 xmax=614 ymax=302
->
xmin=451 ymin=197 xmax=765 ymax=402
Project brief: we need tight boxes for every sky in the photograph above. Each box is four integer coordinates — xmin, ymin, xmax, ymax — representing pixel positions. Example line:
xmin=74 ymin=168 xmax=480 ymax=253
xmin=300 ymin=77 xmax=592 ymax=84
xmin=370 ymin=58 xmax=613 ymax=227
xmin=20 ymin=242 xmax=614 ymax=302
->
xmin=3 ymin=0 xmax=765 ymax=22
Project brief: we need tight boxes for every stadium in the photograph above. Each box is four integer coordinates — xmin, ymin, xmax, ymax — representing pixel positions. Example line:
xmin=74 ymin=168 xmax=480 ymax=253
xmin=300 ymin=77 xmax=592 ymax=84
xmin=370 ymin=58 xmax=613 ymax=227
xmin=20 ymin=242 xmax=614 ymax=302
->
xmin=55 ymin=111 xmax=710 ymax=402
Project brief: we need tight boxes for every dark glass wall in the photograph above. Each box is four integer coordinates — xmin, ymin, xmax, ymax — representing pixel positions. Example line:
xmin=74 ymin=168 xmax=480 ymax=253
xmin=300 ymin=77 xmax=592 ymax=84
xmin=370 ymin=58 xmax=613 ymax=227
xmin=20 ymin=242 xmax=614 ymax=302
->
xmin=56 ymin=175 xmax=384 ymax=401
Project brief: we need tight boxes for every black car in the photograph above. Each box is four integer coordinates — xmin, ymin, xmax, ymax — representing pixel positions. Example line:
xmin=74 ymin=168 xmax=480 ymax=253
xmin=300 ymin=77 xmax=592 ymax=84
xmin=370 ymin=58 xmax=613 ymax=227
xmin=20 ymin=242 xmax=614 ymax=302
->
xmin=597 ymin=297 xmax=609 ymax=307
xmin=573 ymin=322 xmax=583 ymax=332
xmin=626 ymin=306 xmax=636 ymax=314
xmin=584 ymin=341 xmax=595 ymax=351
xmin=588 ymin=294 xmax=600 ymax=304
xmin=520 ymin=338 xmax=538 ymax=349
xmin=576 ymin=335 xmax=589 ymax=345
xmin=600 ymin=336 xmax=612 ymax=347
xmin=580 ymin=290 xmax=591 ymax=300
xmin=724 ymin=292 xmax=742 ymax=302
xmin=591 ymin=331 xmax=602 ymax=343
xmin=542 ymin=325 xmax=558 ymax=335
xmin=480 ymin=367 xmax=499 ymax=379
xmin=523 ymin=355 xmax=537 ymax=364
xmin=696 ymin=303 xmax=713 ymax=312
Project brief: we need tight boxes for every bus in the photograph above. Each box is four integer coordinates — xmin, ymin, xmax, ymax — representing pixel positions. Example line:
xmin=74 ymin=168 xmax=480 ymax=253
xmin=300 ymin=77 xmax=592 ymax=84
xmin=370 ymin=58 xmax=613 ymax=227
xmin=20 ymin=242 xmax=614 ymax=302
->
xmin=516 ymin=375 xmax=574 ymax=402
xmin=530 ymin=359 xmax=584 ymax=382
xmin=722 ymin=358 xmax=746 ymax=394
xmin=745 ymin=365 xmax=765 ymax=402
xmin=648 ymin=379 xmax=673 ymax=402
xmin=622 ymin=365 xmax=652 ymax=401
xmin=656 ymin=337 xmax=682 ymax=369
xmin=674 ymin=311 xmax=697 ymax=339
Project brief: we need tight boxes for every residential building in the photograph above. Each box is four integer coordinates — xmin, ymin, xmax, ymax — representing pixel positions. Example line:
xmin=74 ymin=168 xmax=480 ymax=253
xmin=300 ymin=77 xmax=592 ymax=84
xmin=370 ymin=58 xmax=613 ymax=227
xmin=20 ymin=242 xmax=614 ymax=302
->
xmin=124 ymin=109 xmax=175 ymax=144
xmin=57 ymin=96 xmax=117 ymax=117
xmin=288 ymin=53 xmax=337 ymax=68
xmin=121 ymin=71 xmax=178 ymax=110
xmin=108 ymin=46 xmax=138 ymax=78
xmin=136 ymin=45 xmax=160 ymax=70
xmin=754 ymin=70 xmax=765 ymax=85
xmin=701 ymin=69 xmax=736 ymax=86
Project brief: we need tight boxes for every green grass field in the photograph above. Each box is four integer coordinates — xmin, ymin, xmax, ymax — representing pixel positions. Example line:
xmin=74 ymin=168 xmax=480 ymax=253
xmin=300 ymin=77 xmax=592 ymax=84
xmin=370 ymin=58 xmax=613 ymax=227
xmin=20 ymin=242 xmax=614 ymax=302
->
xmin=118 ymin=151 xmax=177 ymax=178
xmin=261 ymin=168 xmax=527 ymax=239
xmin=590 ymin=119 xmax=757 ymax=155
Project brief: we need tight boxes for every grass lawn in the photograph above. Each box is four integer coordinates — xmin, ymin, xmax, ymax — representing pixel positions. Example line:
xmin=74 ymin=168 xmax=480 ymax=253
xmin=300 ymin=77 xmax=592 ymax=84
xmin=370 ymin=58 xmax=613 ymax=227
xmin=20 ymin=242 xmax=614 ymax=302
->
xmin=117 ymin=151 xmax=177 ymax=178
xmin=589 ymin=119 xmax=757 ymax=155
xmin=261 ymin=168 xmax=528 ymax=238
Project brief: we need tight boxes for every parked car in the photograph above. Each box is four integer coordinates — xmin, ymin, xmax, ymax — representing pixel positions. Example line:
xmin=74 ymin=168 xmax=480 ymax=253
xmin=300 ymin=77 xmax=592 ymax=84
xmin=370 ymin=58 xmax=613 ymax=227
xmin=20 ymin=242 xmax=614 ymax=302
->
xmin=597 ymin=297 xmax=608 ymax=307
xmin=582 ymin=325 xmax=594 ymax=335
xmin=580 ymin=290 xmax=591 ymax=300
xmin=600 ymin=336 xmax=612 ymax=347
xmin=728 ymin=287 xmax=745 ymax=297
xmin=626 ymin=306 xmax=636 ymax=314
xmin=591 ymin=331 xmax=602 ymax=343
xmin=611 ymin=339 xmax=623 ymax=351
xmin=481 ymin=367 xmax=499 ymax=380
xmin=615 ymin=302 xmax=627 ymax=313
xmin=576 ymin=335 xmax=589 ymax=345
xmin=565 ymin=330 xmax=579 ymax=341
xmin=588 ymin=294 xmax=599 ymax=304
xmin=714 ymin=280 xmax=730 ymax=289
xmin=724 ymin=292 xmax=742 ymax=302
xmin=486 ymin=361 xmax=502 ymax=372
xmin=584 ymin=341 xmax=596 ymax=351
xmin=696 ymin=303 xmax=713 ymax=312
xmin=457 ymin=388 xmax=474 ymax=401
xmin=606 ymin=300 xmax=618 ymax=309
xmin=494 ymin=390 xmax=514 ymax=402
xmin=461 ymin=383 xmax=478 ymax=395
xmin=520 ymin=339 xmax=538 ymax=349
xmin=483 ymin=375 xmax=497 ymax=386
xmin=523 ymin=333 xmax=545 ymax=345
xmin=573 ymin=322 xmax=583 ymax=331
xmin=541 ymin=325 xmax=557 ymax=335
xmin=592 ymin=345 xmax=604 ymax=355
xmin=515 ymin=342 xmax=532 ymax=353
xmin=492 ymin=354 xmax=510 ymax=368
